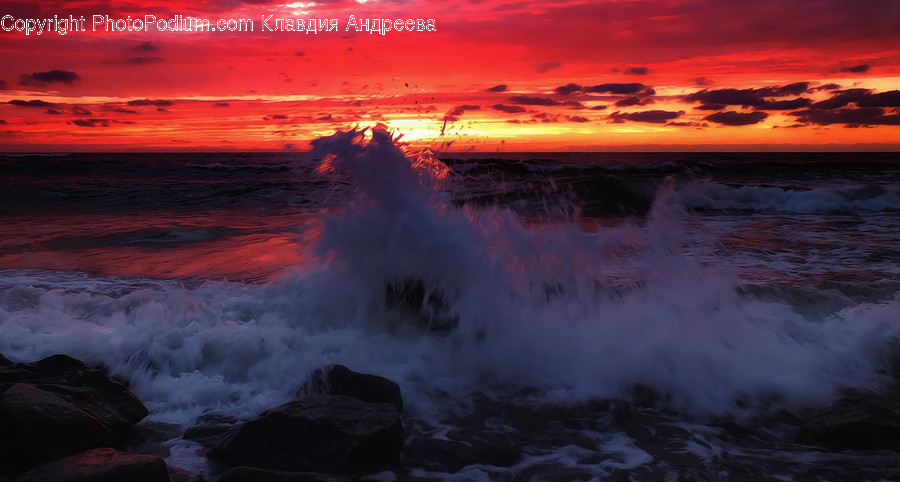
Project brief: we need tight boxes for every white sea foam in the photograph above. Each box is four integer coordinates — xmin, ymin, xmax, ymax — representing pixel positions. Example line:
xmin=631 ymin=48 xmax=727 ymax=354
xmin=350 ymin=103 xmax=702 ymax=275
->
xmin=680 ymin=181 xmax=900 ymax=213
xmin=1 ymin=128 xmax=898 ymax=434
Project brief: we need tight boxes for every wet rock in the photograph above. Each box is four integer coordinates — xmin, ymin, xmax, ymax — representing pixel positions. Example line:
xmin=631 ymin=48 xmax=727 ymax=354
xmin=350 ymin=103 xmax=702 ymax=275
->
xmin=126 ymin=421 xmax=184 ymax=458
xmin=219 ymin=466 xmax=357 ymax=482
xmin=0 ymin=354 xmax=148 ymax=475
xmin=184 ymin=413 xmax=239 ymax=447
xmin=15 ymin=447 xmax=168 ymax=482
xmin=168 ymin=465 xmax=206 ymax=482
xmin=404 ymin=437 xmax=520 ymax=473
xmin=209 ymin=395 xmax=403 ymax=474
xmin=795 ymin=396 xmax=900 ymax=450
xmin=385 ymin=277 xmax=458 ymax=332
xmin=302 ymin=364 xmax=403 ymax=412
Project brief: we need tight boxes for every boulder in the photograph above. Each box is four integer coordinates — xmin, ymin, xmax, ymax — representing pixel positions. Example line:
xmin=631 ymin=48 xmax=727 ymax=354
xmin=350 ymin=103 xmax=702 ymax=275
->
xmin=795 ymin=397 xmax=900 ymax=450
xmin=403 ymin=437 xmax=520 ymax=473
xmin=15 ymin=447 xmax=168 ymax=482
xmin=184 ymin=413 xmax=239 ymax=447
xmin=0 ymin=354 xmax=149 ymax=475
xmin=209 ymin=395 xmax=402 ymax=474
xmin=302 ymin=364 xmax=403 ymax=412
xmin=168 ymin=465 xmax=206 ymax=482
xmin=385 ymin=277 xmax=458 ymax=332
xmin=219 ymin=466 xmax=357 ymax=482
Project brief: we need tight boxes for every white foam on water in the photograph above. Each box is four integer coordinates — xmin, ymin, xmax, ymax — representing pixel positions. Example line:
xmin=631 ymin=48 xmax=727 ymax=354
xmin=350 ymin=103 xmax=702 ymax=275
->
xmin=1 ymin=128 xmax=898 ymax=434
xmin=680 ymin=180 xmax=900 ymax=213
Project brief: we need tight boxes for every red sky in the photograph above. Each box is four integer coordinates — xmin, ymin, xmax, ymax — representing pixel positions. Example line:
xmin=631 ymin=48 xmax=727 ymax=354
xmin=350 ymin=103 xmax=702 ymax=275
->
xmin=1 ymin=0 xmax=899 ymax=151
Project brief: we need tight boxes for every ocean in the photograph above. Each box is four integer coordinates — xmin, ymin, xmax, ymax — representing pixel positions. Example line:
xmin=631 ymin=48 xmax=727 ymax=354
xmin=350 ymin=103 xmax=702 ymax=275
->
xmin=1 ymin=129 xmax=899 ymax=479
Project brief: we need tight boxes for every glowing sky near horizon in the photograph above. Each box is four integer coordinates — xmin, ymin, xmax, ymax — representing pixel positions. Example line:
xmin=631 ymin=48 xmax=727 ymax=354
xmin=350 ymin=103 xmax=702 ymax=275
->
xmin=1 ymin=0 xmax=899 ymax=151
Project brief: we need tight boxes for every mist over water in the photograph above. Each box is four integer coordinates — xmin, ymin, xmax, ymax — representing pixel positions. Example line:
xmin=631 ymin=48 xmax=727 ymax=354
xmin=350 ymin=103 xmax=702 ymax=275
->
xmin=1 ymin=134 xmax=899 ymax=477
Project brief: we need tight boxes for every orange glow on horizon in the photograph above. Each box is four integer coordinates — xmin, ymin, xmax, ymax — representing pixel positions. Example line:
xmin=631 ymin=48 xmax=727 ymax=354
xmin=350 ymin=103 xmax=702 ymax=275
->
xmin=1 ymin=0 xmax=898 ymax=152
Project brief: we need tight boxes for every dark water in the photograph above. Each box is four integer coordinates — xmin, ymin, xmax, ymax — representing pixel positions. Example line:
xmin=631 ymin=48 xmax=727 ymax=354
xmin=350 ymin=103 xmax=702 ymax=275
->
xmin=1 ymin=137 xmax=899 ymax=479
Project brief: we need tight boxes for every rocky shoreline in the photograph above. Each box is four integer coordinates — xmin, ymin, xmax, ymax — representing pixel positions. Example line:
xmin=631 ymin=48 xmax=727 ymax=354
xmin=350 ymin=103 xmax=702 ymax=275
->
xmin=2 ymin=352 xmax=900 ymax=481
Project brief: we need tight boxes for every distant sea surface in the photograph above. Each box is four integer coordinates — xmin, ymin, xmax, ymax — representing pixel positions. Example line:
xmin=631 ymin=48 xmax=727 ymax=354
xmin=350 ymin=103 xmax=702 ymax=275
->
xmin=2 ymin=142 xmax=899 ymax=479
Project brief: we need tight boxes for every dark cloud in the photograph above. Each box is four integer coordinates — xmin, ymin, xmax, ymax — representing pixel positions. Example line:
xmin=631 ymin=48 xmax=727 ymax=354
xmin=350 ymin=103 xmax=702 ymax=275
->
xmin=127 ymin=99 xmax=174 ymax=107
xmin=813 ymin=83 xmax=841 ymax=91
xmin=19 ymin=70 xmax=81 ymax=87
xmin=112 ymin=107 xmax=138 ymax=114
xmin=690 ymin=77 xmax=714 ymax=86
xmin=695 ymin=103 xmax=727 ymax=110
xmin=839 ymin=64 xmax=869 ymax=73
xmin=590 ymin=105 xmax=608 ymax=110
xmin=758 ymin=82 xmax=811 ymax=97
xmin=608 ymin=110 xmax=683 ymax=124
xmin=0 ymin=120 xmax=6 ymax=124
xmin=567 ymin=115 xmax=590 ymax=123
xmin=9 ymin=99 xmax=58 ymax=108
xmin=295 ymin=51 xmax=305 ymax=57
xmin=666 ymin=121 xmax=708 ymax=127
xmin=812 ymin=89 xmax=900 ymax=109
xmin=554 ymin=82 xmax=653 ymax=96
xmin=448 ymin=104 xmax=480 ymax=116
xmin=586 ymin=83 xmax=650 ymax=95
xmin=508 ymin=96 xmax=560 ymax=106
xmin=491 ymin=104 xmax=527 ymax=113
xmin=536 ymin=61 xmax=562 ymax=73
xmin=72 ymin=106 xmax=92 ymax=116
xmin=812 ymin=88 xmax=869 ymax=109
xmin=562 ymin=100 xmax=587 ymax=109
xmin=684 ymin=88 xmax=765 ymax=107
xmin=624 ymin=66 xmax=649 ymax=75
xmin=533 ymin=112 xmax=560 ymax=123
xmin=790 ymin=107 xmax=900 ymax=126
xmin=866 ymin=90 xmax=900 ymax=107
xmin=703 ymin=111 xmax=768 ymax=126
xmin=486 ymin=84 xmax=508 ymax=92
xmin=46 ymin=109 xmax=62 ymax=115
xmin=272 ymin=114 xmax=288 ymax=119
xmin=758 ymin=98 xmax=813 ymax=110
xmin=615 ymin=96 xmax=653 ymax=107
xmin=133 ymin=42 xmax=159 ymax=52
xmin=554 ymin=83 xmax=583 ymax=96
xmin=124 ymin=57 xmax=166 ymax=65
xmin=213 ymin=102 xmax=230 ymax=107
xmin=685 ymin=83 xmax=812 ymax=108
xmin=71 ymin=119 xmax=110 ymax=128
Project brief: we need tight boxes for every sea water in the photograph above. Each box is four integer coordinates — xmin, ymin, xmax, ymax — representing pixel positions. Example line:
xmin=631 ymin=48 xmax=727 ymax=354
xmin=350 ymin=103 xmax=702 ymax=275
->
xmin=1 ymin=130 xmax=898 ymax=479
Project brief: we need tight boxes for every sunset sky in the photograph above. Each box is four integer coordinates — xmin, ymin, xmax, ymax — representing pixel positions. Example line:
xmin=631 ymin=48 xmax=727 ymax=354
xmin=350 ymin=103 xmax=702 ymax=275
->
xmin=1 ymin=0 xmax=899 ymax=151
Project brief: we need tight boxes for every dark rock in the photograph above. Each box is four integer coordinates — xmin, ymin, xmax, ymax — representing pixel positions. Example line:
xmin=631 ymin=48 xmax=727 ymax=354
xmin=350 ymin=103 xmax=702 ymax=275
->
xmin=404 ymin=437 xmax=520 ymax=473
xmin=0 ymin=353 xmax=11 ymax=367
xmin=126 ymin=421 xmax=184 ymax=458
xmin=209 ymin=395 xmax=402 ymax=474
xmin=184 ymin=413 xmax=239 ymax=447
xmin=15 ymin=447 xmax=168 ymax=482
xmin=0 ymin=354 xmax=148 ymax=429
xmin=185 ymin=424 xmax=235 ymax=448
xmin=385 ymin=277 xmax=459 ymax=332
xmin=219 ymin=466 xmax=357 ymax=482
xmin=302 ymin=364 xmax=403 ymax=412
xmin=168 ymin=465 xmax=206 ymax=482
xmin=0 ymin=383 xmax=120 ymax=473
xmin=0 ymin=354 xmax=148 ymax=475
xmin=795 ymin=396 xmax=900 ymax=450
